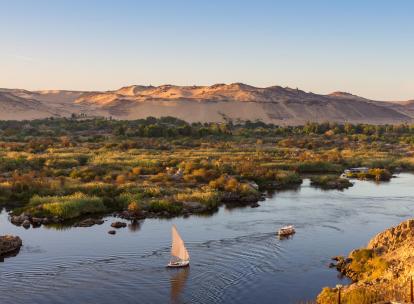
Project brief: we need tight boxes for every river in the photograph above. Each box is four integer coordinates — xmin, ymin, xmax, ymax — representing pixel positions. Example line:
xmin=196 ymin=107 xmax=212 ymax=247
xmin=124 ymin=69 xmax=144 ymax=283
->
xmin=1 ymin=174 xmax=414 ymax=303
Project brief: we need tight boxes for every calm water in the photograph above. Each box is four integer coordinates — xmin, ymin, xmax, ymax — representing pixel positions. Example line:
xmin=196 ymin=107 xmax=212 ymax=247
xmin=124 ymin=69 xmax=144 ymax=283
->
xmin=1 ymin=174 xmax=414 ymax=304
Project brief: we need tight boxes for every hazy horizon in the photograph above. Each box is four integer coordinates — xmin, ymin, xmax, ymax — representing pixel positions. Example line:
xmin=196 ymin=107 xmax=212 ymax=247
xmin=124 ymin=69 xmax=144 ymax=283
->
xmin=1 ymin=0 xmax=413 ymax=101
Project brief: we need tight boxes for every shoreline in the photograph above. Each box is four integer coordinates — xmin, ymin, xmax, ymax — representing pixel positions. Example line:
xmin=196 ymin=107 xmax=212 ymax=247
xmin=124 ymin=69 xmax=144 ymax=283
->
xmin=6 ymin=172 xmax=397 ymax=229
xmin=317 ymin=217 xmax=414 ymax=303
xmin=2 ymin=173 xmax=414 ymax=303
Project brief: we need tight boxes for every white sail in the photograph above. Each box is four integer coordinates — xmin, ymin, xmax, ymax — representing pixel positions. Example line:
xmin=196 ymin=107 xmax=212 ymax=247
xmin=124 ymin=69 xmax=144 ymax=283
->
xmin=171 ymin=225 xmax=189 ymax=262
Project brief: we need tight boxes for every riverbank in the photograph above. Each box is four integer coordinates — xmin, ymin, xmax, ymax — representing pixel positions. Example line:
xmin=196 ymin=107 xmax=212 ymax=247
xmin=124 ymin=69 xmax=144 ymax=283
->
xmin=317 ymin=218 xmax=414 ymax=303
xmin=2 ymin=119 xmax=413 ymax=227
xmin=7 ymin=170 xmax=400 ymax=228
xmin=2 ymin=173 xmax=414 ymax=303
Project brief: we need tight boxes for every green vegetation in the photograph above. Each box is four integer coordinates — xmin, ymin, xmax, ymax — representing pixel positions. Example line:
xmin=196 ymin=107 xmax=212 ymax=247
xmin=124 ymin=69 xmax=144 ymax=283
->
xmin=147 ymin=199 xmax=183 ymax=215
xmin=0 ymin=117 xmax=413 ymax=222
xmin=175 ymin=189 xmax=220 ymax=208
xmin=310 ymin=175 xmax=353 ymax=190
xmin=347 ymin=249 xmax=389 ymax=281
xmin=345 ymin=168 xmax=392 ymax=181
xmin=28 ymin=193 xmax=106 ymax=219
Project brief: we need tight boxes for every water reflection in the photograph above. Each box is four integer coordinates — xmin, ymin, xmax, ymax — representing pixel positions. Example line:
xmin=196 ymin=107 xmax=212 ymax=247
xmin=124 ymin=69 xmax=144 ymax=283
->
xmin=170 ymin=267 xmax=190 ymax=304
xmin=1 ymin=175 xmax=414 ymax=303
xmin=128 ymin=219 xmax=144 ymax=232
xmin=0 ymin=248 xmax=21 ymax=263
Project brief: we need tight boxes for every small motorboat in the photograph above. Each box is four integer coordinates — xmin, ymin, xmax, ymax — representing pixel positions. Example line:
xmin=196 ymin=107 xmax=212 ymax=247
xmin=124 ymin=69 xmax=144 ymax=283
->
xmin=278 ymin=225 xmax=296 ymax=237
xmin=167 ymin=225 xmax=190 ymax=268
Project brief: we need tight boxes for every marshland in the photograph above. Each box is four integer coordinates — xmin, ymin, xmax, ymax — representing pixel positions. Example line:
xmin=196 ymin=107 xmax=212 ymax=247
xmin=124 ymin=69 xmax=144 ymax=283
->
xmin=1 ymin=118 xmax=412 ymax=221
xmin=2 ymin=117 xmax=414 ymax=303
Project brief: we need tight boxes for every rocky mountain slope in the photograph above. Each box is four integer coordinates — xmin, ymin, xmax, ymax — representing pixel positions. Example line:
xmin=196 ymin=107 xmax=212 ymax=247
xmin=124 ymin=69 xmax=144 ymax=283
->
xmin=1 ymin=83 xmax=413 ymax=124
xmin=317 ymin=219 xmax=414 ymax=303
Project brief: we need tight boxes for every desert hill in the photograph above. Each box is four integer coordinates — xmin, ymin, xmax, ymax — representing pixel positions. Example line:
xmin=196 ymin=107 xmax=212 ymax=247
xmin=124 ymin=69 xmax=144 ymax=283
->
xmin=1 ymin=83 xmax=413 ymax=124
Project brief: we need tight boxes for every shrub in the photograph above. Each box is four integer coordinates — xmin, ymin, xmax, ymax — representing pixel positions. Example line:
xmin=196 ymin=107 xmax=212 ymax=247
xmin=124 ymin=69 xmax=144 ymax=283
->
xmin=147 ymin=199 xmax=183 ymax=214
xmin=348 ymin=249 xmax=389 ymax=281
xmin=131 ymin=167 xmax=141 ymax=175
xmin=297 ymin=161 xmax=343 ymax=173
xmin=175 ymin=190 xmax=220 ymax=208
xmin=149 ymin=173 xmax=171 ymax=182
xmin=347 ymin=168 xmax=391 ymax=181
xmin=127 ymin=201 xmax=141 ymax=215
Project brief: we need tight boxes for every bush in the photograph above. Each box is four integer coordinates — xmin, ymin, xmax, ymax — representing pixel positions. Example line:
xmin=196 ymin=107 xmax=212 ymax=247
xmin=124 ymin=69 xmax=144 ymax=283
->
xmin=347 ymin=168 xmax=391 ymax=181
xmin=297 ymin=161 xmax=343 ymax=173
xmin=175 ymin=189 xmax=220 ymax=208
xmin=348 ymin=249 xmax=388 ymax=281
xmin=147 ymin=199 xmax=183 ymax=214
xmin=127 ymin=201 xmax=141 ymax=215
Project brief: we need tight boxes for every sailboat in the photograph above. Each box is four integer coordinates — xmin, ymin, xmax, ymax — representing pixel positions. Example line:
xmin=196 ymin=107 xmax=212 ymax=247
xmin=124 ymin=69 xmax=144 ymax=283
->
xmin=167 ymin=225 xmax=190 ymax=268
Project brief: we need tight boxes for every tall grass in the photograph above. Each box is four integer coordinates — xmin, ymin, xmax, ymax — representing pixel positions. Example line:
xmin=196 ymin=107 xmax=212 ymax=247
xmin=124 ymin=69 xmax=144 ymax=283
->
xmin=175 ymin=190 xmax=220 ymax=208
xmin=147 ymin=199 xmax=183 ymax=214
xmin=30 ymin=192 xmax=106 ymax=219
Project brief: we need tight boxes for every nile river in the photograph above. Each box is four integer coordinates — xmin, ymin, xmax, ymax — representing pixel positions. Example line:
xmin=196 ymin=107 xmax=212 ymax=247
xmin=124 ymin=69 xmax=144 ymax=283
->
xmin=1 ymin=174 xmax=414 ymax=303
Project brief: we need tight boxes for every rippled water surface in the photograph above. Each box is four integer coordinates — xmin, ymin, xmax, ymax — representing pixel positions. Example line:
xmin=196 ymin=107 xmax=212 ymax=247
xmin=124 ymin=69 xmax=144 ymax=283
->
xmin=1 ymin=174 xmax=414 ymax=304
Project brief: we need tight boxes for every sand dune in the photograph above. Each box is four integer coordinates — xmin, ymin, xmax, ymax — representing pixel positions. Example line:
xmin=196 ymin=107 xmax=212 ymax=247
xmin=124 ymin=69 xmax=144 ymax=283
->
xmin=0 ymin=84 xmax=413 ymax=124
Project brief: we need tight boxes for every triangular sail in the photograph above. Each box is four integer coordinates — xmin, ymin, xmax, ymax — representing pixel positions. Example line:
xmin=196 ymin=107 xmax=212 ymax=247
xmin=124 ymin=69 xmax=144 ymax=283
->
xmin=171 ymin=225 xmax=190 ymax=261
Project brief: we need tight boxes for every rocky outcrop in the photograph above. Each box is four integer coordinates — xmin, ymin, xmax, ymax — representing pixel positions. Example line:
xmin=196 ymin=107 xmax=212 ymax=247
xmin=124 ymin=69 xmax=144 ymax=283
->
xmin=310 ymin=176 xmax=353 ymax=190
xmin=367 ymin=219 xmax=414 ymax=253
xmin=74 ymin=218 xmax=104 ymax=227
xmin=0 ymin=235 xmax=22 ymax=257
xmin=117 ymin=210 xmax=146 ymax=220
xmin=111 ymin=221 xmax=127 ymax=228
xmin=182 ymin=201 xmax=209 ymax=213
xmin=318 ymin=219 xmax=414 ymax=303
xmin=10 ymin=213 xmax=58 ymax=228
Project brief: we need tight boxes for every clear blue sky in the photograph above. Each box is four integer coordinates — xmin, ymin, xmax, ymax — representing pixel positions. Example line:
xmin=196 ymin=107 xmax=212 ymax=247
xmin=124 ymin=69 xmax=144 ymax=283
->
xmin=1 ymin=0 xmax=413 ymax=100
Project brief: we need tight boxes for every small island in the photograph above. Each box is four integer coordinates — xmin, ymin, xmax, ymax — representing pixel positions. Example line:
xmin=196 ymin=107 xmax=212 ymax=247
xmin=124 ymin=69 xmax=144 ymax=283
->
xmin=310 ymin=175 xmax=353 ymax=190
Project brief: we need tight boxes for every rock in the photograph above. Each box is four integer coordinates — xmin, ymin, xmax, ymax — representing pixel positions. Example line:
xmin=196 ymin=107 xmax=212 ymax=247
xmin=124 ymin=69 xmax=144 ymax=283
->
xmin=22 ymin=220 xmax=31 ymax=229
xmin=182 ymin=201 xmax=209 ymax=213
xmin=31 ymin=217 xmax=43 ymax=228
xmin=117 ymin=210 xmax=146 ymax=220
xmin=10 ymin=214 xmax=54 ymax=228
xmin=108 ymin=230 xmax=116 ymax=235
xmin=75 ymin=218 xmax=104 ymax=227
xmin=76 ymin=218 xmax=95 ymax=227
xmin=250 ymin=202 xmax=260 ymax=208
xmin=318 ymin=218 xmax=414 ymax=303
xmin=111 ymin=221 xmax=127 ymax=228
xmin=51 ymin=216 xmax=62 ymax=223
xmin=220 ymin=191 xmax=261 ymax=204
xmin=10 ymin=214 xmax=28 ymax=226
xmin=10 ymin=216 xmax=22 ymax=225
xmin=0 ymin=235 xmax=22 ymax=256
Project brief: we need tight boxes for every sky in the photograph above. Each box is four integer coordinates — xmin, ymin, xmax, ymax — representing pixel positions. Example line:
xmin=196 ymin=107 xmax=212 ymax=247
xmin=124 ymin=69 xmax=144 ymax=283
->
xmin=0 ymin=0 xmax=413 ymax=100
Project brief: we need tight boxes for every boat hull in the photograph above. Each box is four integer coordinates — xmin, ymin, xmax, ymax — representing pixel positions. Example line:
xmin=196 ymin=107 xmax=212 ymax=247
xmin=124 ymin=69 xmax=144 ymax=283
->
xmin=167 ymin=260 xmax=190 ymax=268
